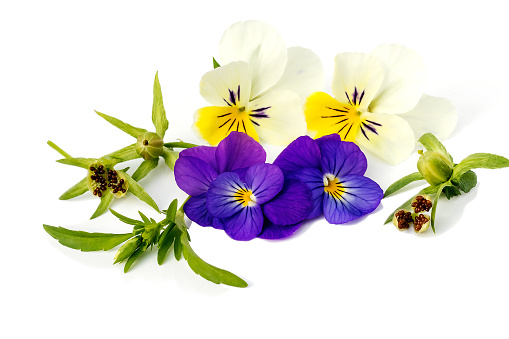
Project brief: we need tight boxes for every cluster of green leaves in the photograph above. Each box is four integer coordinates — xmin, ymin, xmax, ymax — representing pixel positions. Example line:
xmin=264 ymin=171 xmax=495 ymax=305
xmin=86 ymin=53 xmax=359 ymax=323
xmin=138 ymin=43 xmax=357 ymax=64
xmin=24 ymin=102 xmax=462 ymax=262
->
xmin=44 ymin=199 xmax=247 ymax=287
xmin=383 ymin=133 xmax=509 ymax=232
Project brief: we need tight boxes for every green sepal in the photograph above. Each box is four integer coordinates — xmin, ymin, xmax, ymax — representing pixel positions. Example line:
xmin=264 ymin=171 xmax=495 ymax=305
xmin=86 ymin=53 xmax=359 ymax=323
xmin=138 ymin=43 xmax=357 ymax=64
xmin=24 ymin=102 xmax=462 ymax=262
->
xmin=47 ymin=140 xmax=72 ymax=158
xmin=124 ymin=248 xmax=143 ymax=273
xmin=109 ymin=208 xmax=145 ymax=227
xmin=43 ymin=225 xmax=133 ymax=252
xmin=452 ymin=153 xmax=509 ymax=180
xmin=91 ymin=189 xmax=115 ymax=219
xmin=113 ymin=236 xmax=140 ymax=264
xmin=383 ymin=172 xmax=424 ymax=198
xmin=95 ymin=110 xmax=147 ymax=138
xmin=443 ymin=185 xmax=461 ymax=200
xmin=131 ymin=158 xmax=159 ymax=182
xmin=163 ymin=199 xmax=178 ymax=224
xmin=105 ymin=144 xmax=139 ymax=163
xmin=161 ymin=148 xmax=179 ymax=170
xmin=157 ymin=223 xmax=178 ymax=265
xmin=59 ymin=177 xmax=89 ymax=200
xmin=418 ymin=133 xmax=453 ymax=162
xmin=384 ymin=185 xmax=440 ymax=224
xmin=138 ymin=211 xmax=150 ymax=224
xmin=457 ymin=170 xmax=477 ymax=193
xmin=213 ymin=57 xmax=221 ymax=69
xmin=430 ymin=182 xmax=450 ymax=233
xmin=57 ymin=157 xmax=95 ymax=169
xmin=123 ymin=173 xmax=160 ymax=213
xmin=152 ymin=72 xmax=169 ymax=138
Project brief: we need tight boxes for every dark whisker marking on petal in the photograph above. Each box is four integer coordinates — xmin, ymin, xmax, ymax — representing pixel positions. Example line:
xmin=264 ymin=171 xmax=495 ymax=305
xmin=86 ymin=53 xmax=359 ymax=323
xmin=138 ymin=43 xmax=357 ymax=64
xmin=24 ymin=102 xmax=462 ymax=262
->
xmin=321 ymin=114 xmax=346 ymax=118
xmin=229 ymin=89 xmax=236 ymax=105
xmin=365 ymin=119 xmax=382 ymax=126
xmin=360 ymin=126 xmax=370 ymax=140
xmin=362 ymin=122 xmax=378 ymax=135
xmin=223 ymin=98 xmax=232 ymax=106
xmin=251 ymin=106 xmax=271 ymax=112
xmin=353 ymin=87 xmax=358 ymax=106
xmin=326 ymin=107 xmax=349 ymax=113
xmin=359 ymin=90 xmax=365 ymax=105
xmin=242 ymin=120 xmax=247 ymax=133
xmin=249 ymin=113 xmax=269 ymax=118
xmin=251 ymin=119 xmax=260 ymax=126
xmin=237 ymin=85 xmax=241 ymax=102
xmin=236 ymin=121 xmax=240 ymax=132
xmin=227 ymin=119 xmax=236 ymax=132
xmin=338 ymin=123 xmax=349 ymax=134
xmin=345 ymin=91 xmax=352 ymax=105
xmin=334 ymin=118 xmax=348 ymax=126
xmin=344 ymin=123 xmax=353 ymax=139
xmin=217 ymin=112 xmax=231 ymax=118
xmin=219 ymin=119 xmax=231 ymax=128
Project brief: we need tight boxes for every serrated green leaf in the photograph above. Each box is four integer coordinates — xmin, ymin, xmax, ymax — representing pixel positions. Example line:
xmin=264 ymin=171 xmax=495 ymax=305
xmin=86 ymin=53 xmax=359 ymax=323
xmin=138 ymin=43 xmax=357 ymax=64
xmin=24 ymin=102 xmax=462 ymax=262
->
xmin=44 ymin=225 xmax=133 ymax=252
xmin=109 ymin=208 xmax=145 ymax=227
xmin=124 ymin=248 xmax=143 ymax=273
xmin=47 ymin=140 xmax=72 ymax=158
xmin=90 ymin=190 xmax=114 ymax=219
xmin=457 ymin=170 xmax=477 ymax=193
xmin=132 ymin=158 xmax=159 ymax=181
xmin=95 ymin=110 xmax=147 ymax=138
xmin=152 ymin=72 xmax=169 ymax=138
xmin=157 ymin=223 xmax=178 ymax=265
xmin=59 ymin=177 xmax=89 ymax=200
xmin=452 ymin=153 xmax=509 ymax=180
xmin=384 ymin=172 xmax=424 ymax=198
xmin=384 ymin=185 xmax=440 ymax=224
xmin=443 ymin=185 xmax=461 ymax=200
xmin=57 ymin=157 xmax=95 ymax=169
xmin=418 ymin=133 xmax=453 ymax=162
xmin=104 ymin=144 xmax=139 ymax=162
xmin=161 ymin=148 xmax=179 ymax=170
xmin=123 ymin=173 xmax=160 ymax=212
xmin=430 ymin=182 xmax=450 ymax=233
xmin=213 ymin=57 xmax=220 ymax=69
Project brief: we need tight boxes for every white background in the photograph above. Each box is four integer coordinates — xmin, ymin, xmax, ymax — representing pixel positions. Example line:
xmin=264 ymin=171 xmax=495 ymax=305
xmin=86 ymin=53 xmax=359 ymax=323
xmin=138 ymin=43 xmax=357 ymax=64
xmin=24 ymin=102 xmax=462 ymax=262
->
xmin=2 ymin=1 xmax=509 ymax=338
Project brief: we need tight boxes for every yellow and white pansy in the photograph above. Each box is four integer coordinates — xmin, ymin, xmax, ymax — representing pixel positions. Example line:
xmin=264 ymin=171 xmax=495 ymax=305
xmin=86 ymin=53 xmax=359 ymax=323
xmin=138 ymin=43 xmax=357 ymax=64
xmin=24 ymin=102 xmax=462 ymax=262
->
xmin=305 ymin=44 xmax=458 ymax=165
xmin=194 ymin=20 xmax=324 ymax=146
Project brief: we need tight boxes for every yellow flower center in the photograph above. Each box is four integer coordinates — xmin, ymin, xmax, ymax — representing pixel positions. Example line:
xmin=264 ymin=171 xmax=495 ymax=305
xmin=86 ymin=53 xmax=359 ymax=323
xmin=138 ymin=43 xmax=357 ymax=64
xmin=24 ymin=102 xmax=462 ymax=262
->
xmin=323 ymin=174 xmax=345 ymax=200
xmin=234 ymin=188 xmax=257 ymax=207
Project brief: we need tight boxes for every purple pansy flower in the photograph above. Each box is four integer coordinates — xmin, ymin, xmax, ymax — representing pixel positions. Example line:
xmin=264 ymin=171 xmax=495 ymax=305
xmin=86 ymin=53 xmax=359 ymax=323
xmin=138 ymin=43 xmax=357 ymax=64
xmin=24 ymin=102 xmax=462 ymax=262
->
xmin=174 ymin=132 xmax=312 ymax=240
xmin=273 ymin=134 xmax=383 ymax=224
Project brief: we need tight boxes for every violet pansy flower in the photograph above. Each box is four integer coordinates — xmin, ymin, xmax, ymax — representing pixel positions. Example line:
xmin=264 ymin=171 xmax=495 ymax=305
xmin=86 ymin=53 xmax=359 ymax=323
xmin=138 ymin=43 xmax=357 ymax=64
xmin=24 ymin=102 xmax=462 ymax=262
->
xmin=274 ymin=134 xmax=383 ymax=224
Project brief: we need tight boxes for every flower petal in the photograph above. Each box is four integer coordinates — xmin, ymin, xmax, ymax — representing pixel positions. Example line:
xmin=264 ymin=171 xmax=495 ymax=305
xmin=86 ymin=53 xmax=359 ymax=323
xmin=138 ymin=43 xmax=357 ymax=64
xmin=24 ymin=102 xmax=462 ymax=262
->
xmin=368 ymin=44 xmax=426 ymax=114
xmin=355 ymin=112 xmax=415 ymax=165
xmin=287 ymin=168 xmax=324 ymax=219
xmin=219 ymin=20 xmax=287 ymax=99
xmin=263 ymin=179 xmax=312 ymax=226
xmin=245 ymin=163 xmax=284 ymax=204
xmin=273 ymin=135 xmax=321 ymax=175
xmin=247 ymin=89 xmax=306 ymax=145
xmin=206 ymin=172 xmax=247 ymax=219
xmin=319 ymin=139 xmax=367 ymax=177
xmin=180 ymin=146 xmax=217 ymax=172
xmin=199 ymin=61 xmax=251 ymax=107
xmin=258 ymin=220 xmax=302 ymax=240
xmin=215 ymin=131 xmax=266 ymax=173
xmin=322 ymin=174 xmax=383 ymax=224
xmin=223 ymin=205 xmax=264 ymax=241
xmin=174 ymin=156 xmax=218 ymax=196
xmin=183 ymin=194 xmax=214 ymax=228
xmin=264 ymin=46 xmax=324 ymax=101
xmin=398 ymin=94 xmax=458 ymax=141
xmin=331 ymin=52 xmax=385 ymax=112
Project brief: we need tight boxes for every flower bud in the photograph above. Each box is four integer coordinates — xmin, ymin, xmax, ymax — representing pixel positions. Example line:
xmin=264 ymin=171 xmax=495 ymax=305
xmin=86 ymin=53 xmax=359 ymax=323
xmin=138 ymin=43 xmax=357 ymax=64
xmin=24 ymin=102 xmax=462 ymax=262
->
xmin=136 ymin=132 xmax=164 ymax=160
xmin=413 ymin=214 xmax=430 ymax=233
xmin=417 ymin=150 xmax=454 ymax=186
xmin=113 ymin=236 xmax=141 ymax=264
xmin=393 ymin=209 xmax=413 ymax=231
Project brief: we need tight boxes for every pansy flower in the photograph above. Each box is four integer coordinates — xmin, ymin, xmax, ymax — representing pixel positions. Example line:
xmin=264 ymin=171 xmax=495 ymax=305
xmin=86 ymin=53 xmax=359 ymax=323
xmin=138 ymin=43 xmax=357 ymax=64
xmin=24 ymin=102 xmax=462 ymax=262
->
xmin=305 ymin=44 xmax=457 ymax=164
xmin=273 ymin=134 xmax=383 ymax=224
xmin=194 ymin=20 xmax=324 ymax=146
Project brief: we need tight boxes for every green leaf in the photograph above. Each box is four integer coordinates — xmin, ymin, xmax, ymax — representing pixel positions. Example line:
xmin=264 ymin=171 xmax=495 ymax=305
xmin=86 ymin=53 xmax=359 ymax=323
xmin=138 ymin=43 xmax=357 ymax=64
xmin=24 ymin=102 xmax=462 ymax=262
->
xmin=132 ymin=158 xmax=159 ymax=181
xmin=59 ymin=177 xmax=89 ymax=200
xmin=104 ymin=144 xmax=139 ymax=162
xmin=138 ymin=211 xmax=150 ymax=224
xmin=124 ymin=248 xmax=143 ymax=273
xmin=157 ymin=223 xmax=178 ymax=265
xmin=95 ymin=110 xmax=147 ymax=138
xmin=457 ymin=170 xmax=477 ymax=193
xmin=430 ymin=182 xmax=450 ymax=233
xmin=443 ymin=185 xmax=461 ymax=200
xmin=181 ymin=230 xmax=247 ymax=288
xmin=383 ymin=172 xmax=424 ymax=198
xmin=213 ymin=57 xmax=220 ymax=69
xmin=161 ymin=148 xmax=179 ymax=170
xmin=57 ymin=157 xmax=95 ymax=169
xmin=109 ymin=208 xmax=145 ymax=227
xmin=47 ymin=140 xmax=72 ymax=158
xmin=163 ymin=199 xmax=178 ymax=224
xmin=152 ymin=72 xmax=169 ymax=138
xmin=90 ymin=190 xmax=115 ymax=219
xmin=43 ymin=225 xmax=133 ymax=252
xmin=418 ymin=133 xmax=453 ymax=162
xmin=123 ymin=173 xmax=160 ymax=212
xmin=452 ymin=153 xmax=509 ymax=180
xmin=384 ymin=185 xmax=440 ymax=224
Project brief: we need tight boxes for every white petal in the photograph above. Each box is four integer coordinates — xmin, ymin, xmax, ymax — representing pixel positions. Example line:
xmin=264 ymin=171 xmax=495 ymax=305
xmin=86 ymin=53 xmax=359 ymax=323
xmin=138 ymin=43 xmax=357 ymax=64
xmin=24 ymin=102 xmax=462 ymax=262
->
xmin=264 ymin=47 xmax=324 ymax=101
xmin=219 ymin=20 xmax=287 ymax=100
xmin=331 ymin=52 xmax=385 ymax=111
xmin=199 ymin=61 xmax=251 ymax=107
xmin=398 ymin=94 xmax=458 ymax=141
xmin=368 ymin=44 xmax=427 ymax=114
xmin=355 ymin=112 xmax=415 ymax=165
xmin=247 ymin=90 xmax=306 ymax=145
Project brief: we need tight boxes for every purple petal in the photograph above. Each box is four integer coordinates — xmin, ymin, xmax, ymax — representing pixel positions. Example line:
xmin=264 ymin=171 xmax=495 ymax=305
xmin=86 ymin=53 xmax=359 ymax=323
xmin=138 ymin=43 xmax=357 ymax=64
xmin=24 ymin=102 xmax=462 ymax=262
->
xmin=287 ymin=168 xmax=324 ymax=219
xmin=245 ymin=163 xmax=284 ymax=204
xmin=206 ymin=172 xmax=247 ymax=219
xmin=233 ymin=167 xmax=249 ymax=181
xmin=315 ymin=134 xmax=342 ymax=148
xmin=319 ymin=140 xmax=367 ymax=177
xmin=215 ymin=131 xmax=266 ymax=173
xmin=263 ymin=179 xmax=312 ymax=226
xmin=223 ymin=205 xmax=264 ymax=241
xmin=180 ymin=146 xmax=217 ymax=172
xmin=273 ymin=136 xmax=321 ymax=175
xmin=258 ymin=220 xmax=302 ymax=240
xmin=174 ymin=156 xmax=218 ymax=196
xmin=322 ymin=174 xmax=383 ymax=224
xmin=183 ymin=194 xmax=214 ymax=227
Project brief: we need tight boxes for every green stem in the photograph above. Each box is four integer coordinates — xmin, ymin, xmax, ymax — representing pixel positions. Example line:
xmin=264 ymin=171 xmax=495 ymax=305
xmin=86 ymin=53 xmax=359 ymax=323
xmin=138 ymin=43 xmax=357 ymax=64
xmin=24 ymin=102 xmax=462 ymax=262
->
xmin=164 ymin=141 xmax=199 ymax=149
xmin=47 ymin=140 xmax=72 ymax=158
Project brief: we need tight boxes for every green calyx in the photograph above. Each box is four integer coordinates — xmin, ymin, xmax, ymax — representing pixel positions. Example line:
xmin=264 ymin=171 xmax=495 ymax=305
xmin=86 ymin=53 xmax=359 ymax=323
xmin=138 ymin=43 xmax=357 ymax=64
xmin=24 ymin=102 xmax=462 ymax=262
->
xmin=417 ymin=150 xmax=454 ymax=186
xmin=136 ymin=131 xmax=164 ymax=160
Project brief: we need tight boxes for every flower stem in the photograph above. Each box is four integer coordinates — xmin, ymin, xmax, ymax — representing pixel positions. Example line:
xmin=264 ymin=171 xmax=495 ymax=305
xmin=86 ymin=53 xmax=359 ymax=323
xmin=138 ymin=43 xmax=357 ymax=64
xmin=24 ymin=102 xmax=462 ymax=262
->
xmin=164 ymin=141 xmax=199 ymax=149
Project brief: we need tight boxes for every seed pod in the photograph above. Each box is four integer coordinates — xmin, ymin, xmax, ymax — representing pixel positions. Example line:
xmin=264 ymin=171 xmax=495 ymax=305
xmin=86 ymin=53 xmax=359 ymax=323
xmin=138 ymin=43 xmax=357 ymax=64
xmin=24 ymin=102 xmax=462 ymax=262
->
xmin=136 ymin=132 xmax=164 ymax=160
xmin=411 ymin=194 xmax=433 ymax=213
xmin=393 ymin=209 xmax=413 ymax=231
xmin=417 ymin=150 xmax=454 ymax=186
xmin=413 ymin=214 xmax=430 ymax=233
xmin=110 ymin=170 xmax=129 ymax=198
xmin=113 ymin=236 xmax=141 ymax=264
xmin=87 ymin=161 xmax=107 ymax=196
